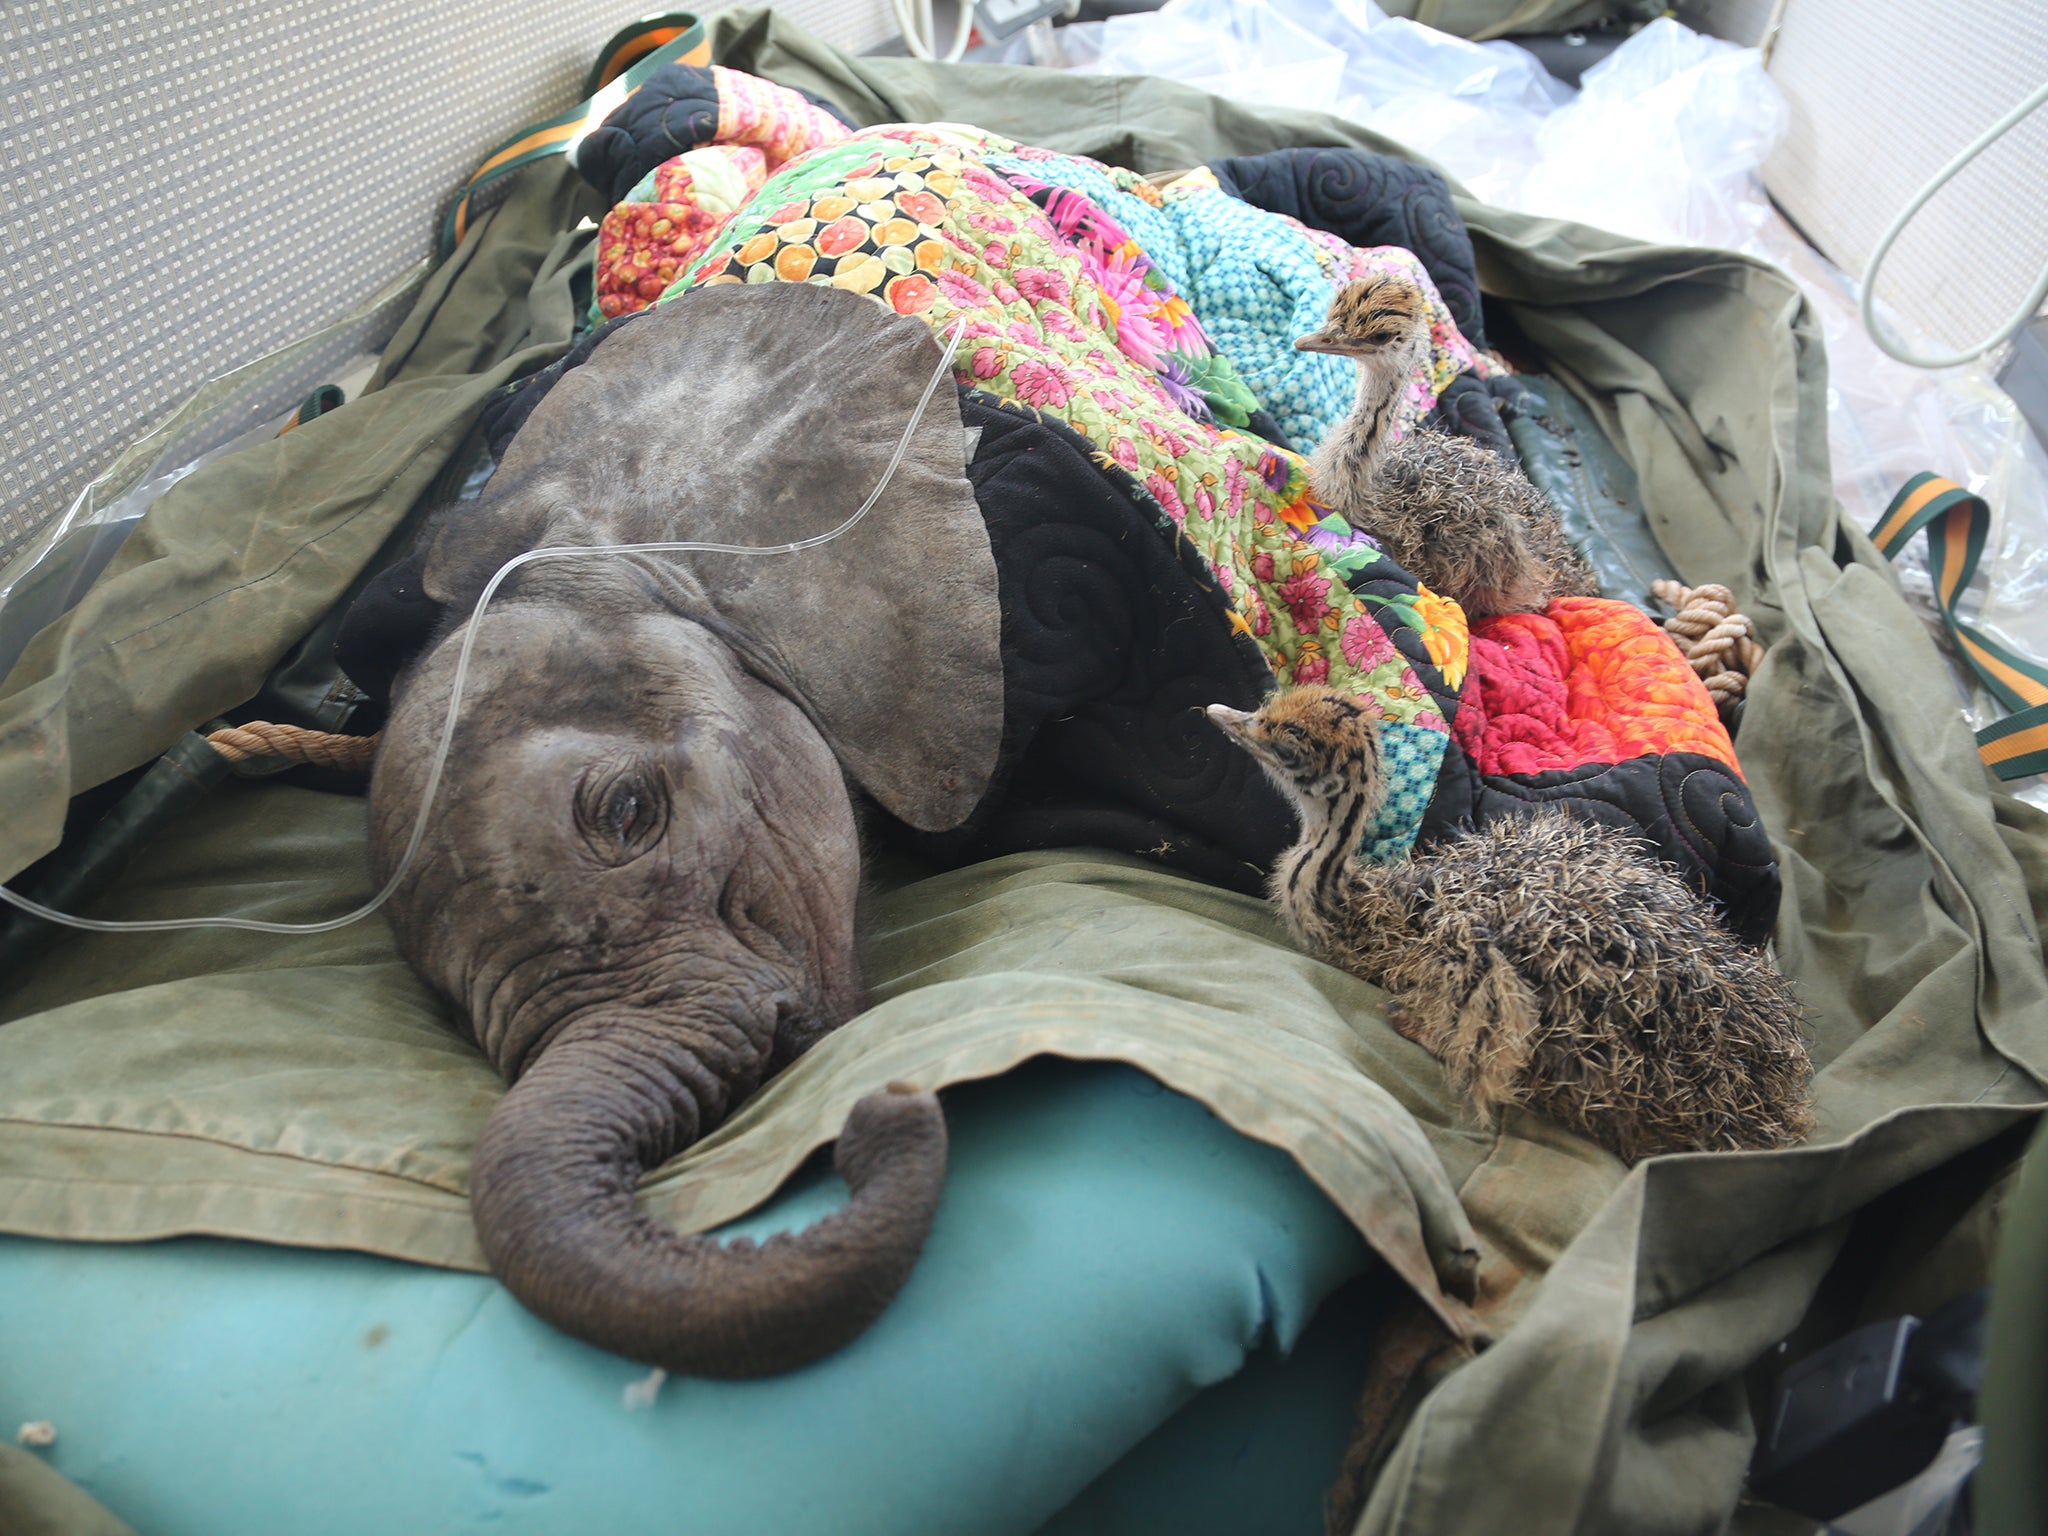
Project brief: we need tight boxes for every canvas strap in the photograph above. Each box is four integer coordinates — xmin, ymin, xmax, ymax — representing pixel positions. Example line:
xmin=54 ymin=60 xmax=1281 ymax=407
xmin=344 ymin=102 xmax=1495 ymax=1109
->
xmin=276 ymin=384 xmax=345 ymax=435
xmin=1870 ymin=472 xmax=2048 ymax=781
xmin=439 ymin=12 xmax=710 ymax=258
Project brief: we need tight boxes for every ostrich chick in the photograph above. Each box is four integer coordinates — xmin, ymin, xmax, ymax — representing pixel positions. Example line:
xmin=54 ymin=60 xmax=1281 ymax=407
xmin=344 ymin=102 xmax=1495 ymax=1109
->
xmin=1297 ymin=276 xmax=1597 ymax=617
xmin=1207 ymin=686 xmax=1814 ymax=1162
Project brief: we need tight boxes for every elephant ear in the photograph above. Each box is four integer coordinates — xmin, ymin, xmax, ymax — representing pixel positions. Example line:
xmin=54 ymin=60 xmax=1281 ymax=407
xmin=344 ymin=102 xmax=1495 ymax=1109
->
xmin=487 ymin=282 xmax=1002 ymax=833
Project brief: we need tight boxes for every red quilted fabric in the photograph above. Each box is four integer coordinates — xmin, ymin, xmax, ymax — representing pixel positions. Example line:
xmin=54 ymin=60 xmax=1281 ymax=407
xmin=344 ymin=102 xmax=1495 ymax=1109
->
xmin=1452 ymin=596 xmax=1740 ymax=778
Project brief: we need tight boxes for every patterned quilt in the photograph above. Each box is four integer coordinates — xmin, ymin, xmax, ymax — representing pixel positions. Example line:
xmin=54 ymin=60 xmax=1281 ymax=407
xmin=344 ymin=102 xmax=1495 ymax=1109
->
xmin=409 ymin=65 xmax=1779 ymax=937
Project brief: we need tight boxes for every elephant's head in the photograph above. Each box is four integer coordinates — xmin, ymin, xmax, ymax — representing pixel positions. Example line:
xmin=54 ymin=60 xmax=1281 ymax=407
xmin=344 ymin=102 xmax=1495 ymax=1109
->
xmin=365 ymin=284 xmax=1003 ymax=1376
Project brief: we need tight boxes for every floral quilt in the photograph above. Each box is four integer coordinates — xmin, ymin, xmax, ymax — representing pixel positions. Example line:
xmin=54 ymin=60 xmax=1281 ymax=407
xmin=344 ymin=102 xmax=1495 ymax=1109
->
xmin=584 ymin=99 xmax=1497 ymax=859
xmin=479 ymin=64 xmax=1776 ymax=927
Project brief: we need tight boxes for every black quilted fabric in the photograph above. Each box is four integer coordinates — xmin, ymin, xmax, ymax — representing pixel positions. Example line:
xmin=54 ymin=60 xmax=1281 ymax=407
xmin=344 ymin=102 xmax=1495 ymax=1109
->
xmin=333 ymin=547 xmax=435 ymax=717
xmin=1207 ymin=148 xmax=1526 ymax=457
xmin=574 ymin=64 xmax=854 ymax=208
xmin=1422 ymin=742 xmax=1782 ymax=945
xmin=1427 ymin=372 xmax=1526 ymax=461
xmin=1206 ymin=149 xmax=1488 ymax=350
xmin=912 ymin=393 xmax=1294 ymax=892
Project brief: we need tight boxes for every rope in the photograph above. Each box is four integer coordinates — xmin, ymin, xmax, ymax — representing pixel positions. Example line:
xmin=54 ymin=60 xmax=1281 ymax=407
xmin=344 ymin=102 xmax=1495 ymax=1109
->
xmin=1652 ymin=580 xmax=1766 ymax=714
xmin=205 ymin=721 xmax=380 ymax=774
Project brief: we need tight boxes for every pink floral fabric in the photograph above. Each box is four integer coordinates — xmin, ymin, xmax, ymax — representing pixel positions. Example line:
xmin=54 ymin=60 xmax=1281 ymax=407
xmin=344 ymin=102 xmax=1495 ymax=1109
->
xmin=710 ymin=64 xmax=849 ymax=169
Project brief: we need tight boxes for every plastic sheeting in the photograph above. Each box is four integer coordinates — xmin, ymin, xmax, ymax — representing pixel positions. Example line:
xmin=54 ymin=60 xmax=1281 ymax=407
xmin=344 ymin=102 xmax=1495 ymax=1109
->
xmin=0 ymin=257 xmax=418 ymax=668
xmin=1036 ymin=3 xmax=2048 ymax=804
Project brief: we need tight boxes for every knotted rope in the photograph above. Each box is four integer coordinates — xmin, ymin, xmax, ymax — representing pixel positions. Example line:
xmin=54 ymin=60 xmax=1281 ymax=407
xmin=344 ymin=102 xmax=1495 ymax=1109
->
xmin=1652 ymin=580 xmax=1766 ymax=714
xmin=205 ymin=721 xmax=381 ymax=775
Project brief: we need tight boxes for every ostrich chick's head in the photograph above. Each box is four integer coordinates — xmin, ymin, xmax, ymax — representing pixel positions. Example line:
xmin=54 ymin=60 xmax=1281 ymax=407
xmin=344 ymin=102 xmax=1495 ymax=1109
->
xmin=1206 ymin=687 xmax=1389 ymax=826
xmin=1293 ymin=274 xmax=1430 ymax=359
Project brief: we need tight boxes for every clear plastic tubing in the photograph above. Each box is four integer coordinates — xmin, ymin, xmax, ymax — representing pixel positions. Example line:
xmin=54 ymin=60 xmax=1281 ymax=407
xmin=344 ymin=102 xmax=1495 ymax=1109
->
xmin=0 ymin=315 xmax=970 ymax=936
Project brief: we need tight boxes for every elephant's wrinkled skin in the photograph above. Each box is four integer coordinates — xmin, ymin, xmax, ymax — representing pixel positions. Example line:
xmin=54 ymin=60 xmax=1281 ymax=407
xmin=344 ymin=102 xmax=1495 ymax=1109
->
xmin=366 ymin=284 xmax=1004 ymax=1376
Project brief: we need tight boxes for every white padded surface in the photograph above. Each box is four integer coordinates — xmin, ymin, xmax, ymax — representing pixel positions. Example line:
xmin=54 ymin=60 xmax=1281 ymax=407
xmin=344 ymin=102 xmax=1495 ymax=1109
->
xmin=1760 ymin=0 xmax=2048 ymax=360
xmin=0 ymin=0 xmax=896 ymax=563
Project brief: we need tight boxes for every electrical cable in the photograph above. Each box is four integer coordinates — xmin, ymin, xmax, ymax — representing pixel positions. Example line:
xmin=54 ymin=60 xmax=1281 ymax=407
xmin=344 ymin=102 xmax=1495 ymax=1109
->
xmin=891 ymin=0 xmax=977 ymax=63
xmin=1859 ymin=76 xmax=2048 ymax=370
xmin=893 ymin=0 xmax=928 ymax=60
xmin=942 ymin=0 xmax=977 ymax=65
xmin=0 ymin=316 xmax=970 ymax=937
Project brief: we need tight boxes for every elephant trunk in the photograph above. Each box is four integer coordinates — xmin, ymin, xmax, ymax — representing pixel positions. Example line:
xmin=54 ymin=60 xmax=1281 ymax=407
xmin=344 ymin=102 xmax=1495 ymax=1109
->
xmin=468 ymin=1027 xmax=948 ymax=1378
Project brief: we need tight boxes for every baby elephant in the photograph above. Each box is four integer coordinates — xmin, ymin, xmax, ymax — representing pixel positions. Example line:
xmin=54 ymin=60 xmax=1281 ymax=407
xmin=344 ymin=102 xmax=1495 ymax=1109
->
xmin=365 ymin=283 xmax=1004 ymax=1377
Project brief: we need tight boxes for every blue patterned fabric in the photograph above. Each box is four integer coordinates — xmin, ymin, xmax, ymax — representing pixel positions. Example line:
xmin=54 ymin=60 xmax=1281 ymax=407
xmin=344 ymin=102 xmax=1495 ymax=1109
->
xmin=1363 ymin=721 xmax=1451 ymax=862
xmin=1206 ymin=149 xmax=1486 ymax=349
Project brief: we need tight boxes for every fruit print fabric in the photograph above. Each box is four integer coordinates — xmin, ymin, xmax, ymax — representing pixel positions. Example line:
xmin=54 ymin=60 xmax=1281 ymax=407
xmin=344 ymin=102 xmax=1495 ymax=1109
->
xmin=657 ymin=123 xmax=1465 ymax=861
xmin=595 ymin=145 xmax=766 ymax=319
xmin=976 ymin=151 xmax=1494 ymax=454
xmin=591 ymin=66 xmax=850 ymax=321
xmin=680 ymin=137 xmax=957 ymax=315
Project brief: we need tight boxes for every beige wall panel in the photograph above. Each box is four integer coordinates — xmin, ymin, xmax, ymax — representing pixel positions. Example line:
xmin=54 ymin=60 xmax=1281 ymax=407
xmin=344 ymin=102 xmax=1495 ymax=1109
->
xmin=0 ymin=0 xmax=897 ymax=559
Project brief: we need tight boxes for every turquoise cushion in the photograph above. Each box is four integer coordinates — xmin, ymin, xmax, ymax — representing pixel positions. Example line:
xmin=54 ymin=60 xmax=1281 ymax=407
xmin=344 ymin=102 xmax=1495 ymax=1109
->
xmin=1044 ymin=1268 xmax=1384 ymax=1534
xmin=0 ymin=1061 xmax=1374 ymax=1534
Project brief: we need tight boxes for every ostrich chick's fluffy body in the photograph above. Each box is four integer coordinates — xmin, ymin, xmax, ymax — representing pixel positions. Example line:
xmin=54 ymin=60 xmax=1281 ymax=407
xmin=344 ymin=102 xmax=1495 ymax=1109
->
xmin=1209 ymin=687 xmax=1814 ymax=1162
xmin=1297 ymin=275 xmax=1598 ymax=617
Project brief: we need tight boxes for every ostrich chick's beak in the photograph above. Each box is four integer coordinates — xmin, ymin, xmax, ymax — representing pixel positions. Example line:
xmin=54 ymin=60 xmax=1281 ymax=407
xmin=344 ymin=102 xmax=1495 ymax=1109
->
xmin=1205 ymin=703 xmax=1253 ymax=735
xmin=1294 ymin=331 xmax=1346 ymax=354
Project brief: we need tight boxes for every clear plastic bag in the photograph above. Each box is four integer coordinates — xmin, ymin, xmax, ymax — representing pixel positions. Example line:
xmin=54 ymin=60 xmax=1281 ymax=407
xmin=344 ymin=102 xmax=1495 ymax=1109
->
xmin=1503 ymin=19 xmax=1788 ymax=250
xmin=1082 ymin=0 xmax=1569 ymax=185
xmin=1784 ymin=220 xmax=2048 ymax=813
xmin=0 ymin=262 xmax=422 ymax=682
xmin=1337 ymin=22 xmax=1565 ymax=205
xmin=1091 ymin=0 xmax=1351 ymax=114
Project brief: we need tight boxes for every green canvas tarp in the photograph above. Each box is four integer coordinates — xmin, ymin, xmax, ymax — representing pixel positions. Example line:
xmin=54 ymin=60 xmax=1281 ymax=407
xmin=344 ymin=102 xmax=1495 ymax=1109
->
xmin=2 ymin=10 xmax=2044 ymax=1532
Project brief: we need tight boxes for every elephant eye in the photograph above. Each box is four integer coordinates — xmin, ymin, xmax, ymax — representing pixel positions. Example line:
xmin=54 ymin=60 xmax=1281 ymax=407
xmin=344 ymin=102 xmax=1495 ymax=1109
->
xmin=609 ymin=786 xmax=643 ymax=843
xmin=577 ymin=761 xmax=668 ymax=863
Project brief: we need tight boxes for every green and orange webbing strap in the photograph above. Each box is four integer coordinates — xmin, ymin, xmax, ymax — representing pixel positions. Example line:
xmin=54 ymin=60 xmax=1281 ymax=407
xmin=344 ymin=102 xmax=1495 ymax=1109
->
xmin=275 ymin=384 xmax=345 ymax=435
xmin=1870 ymin=472 xmax=2048 ymax=781
xmin=438 ymin=11 xmax=709 ymax=259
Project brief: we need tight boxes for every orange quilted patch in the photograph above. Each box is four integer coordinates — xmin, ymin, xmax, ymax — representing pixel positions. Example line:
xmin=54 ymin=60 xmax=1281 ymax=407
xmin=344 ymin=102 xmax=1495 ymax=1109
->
xmin=1453 ymin=596 xmax=1740 ymax=778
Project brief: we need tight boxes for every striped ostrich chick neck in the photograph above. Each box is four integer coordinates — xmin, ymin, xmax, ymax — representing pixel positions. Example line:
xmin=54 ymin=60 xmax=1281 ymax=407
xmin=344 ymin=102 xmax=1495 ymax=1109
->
xmin=1205 ymin=688 xmax=1388 ymax=934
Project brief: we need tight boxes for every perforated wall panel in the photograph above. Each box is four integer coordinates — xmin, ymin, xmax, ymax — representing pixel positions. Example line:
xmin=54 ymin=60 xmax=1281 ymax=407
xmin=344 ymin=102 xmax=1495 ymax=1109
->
xmin=0 ymin=0 xmax=897 ymax=561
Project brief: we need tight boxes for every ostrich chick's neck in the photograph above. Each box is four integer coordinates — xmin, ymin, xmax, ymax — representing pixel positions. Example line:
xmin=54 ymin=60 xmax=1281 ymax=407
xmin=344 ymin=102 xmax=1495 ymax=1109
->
xmin=1271 ymin=775 xmax=1381 ymax=960
xmin=1311 ymin=340 xmax=1424 ymax=508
